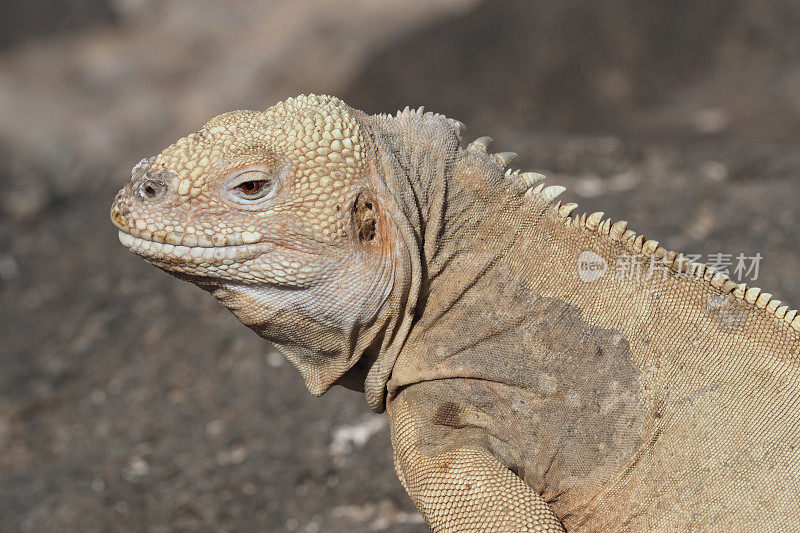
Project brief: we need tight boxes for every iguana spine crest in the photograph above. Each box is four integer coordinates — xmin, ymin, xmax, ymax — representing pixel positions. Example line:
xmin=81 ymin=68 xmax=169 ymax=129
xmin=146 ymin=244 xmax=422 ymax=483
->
xmin=458 ymin=128 xmax=800 ymax=333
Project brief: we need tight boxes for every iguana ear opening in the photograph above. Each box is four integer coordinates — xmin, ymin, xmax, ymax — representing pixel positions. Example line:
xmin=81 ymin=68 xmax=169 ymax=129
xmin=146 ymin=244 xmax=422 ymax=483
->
xmin=352 ymin=190 xmax=380 ymax=245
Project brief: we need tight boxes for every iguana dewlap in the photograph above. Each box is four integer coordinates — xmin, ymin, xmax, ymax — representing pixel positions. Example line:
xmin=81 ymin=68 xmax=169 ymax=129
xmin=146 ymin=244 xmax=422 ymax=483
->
xmin=110 ymin=94 xmax=800 ymax=532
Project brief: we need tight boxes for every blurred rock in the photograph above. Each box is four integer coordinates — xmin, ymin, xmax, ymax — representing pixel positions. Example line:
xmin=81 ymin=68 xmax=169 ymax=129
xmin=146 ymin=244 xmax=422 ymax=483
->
xmin=0 ymin=0 xmax=478 ymax=188
xmin=0 ymin=0 xmax=116 ymax=50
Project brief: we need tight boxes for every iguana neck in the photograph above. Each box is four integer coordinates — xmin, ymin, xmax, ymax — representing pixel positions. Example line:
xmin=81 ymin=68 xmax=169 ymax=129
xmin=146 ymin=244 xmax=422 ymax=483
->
xmin=324 ymin=109 xmax=458 ymax=411
xmin=364 ymin=109 xmax=549 ymax=399
xmin=342 ymin=109 xmax=468 ymax=410
xmin=366 ymin=108 xmax=464 ymax=264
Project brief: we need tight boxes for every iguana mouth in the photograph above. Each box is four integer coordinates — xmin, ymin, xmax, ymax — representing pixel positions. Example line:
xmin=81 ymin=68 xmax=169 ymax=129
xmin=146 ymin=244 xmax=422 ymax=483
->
xmin=118 ymin=231 xmax=271 ymax=264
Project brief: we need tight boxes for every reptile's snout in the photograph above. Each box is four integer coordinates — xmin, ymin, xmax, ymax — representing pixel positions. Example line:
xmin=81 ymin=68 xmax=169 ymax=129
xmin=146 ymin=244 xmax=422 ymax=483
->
xmin=109 ymin=198 xmax=126 ymax=230
xmin=109 ymin=156 xmax=172 ymax=232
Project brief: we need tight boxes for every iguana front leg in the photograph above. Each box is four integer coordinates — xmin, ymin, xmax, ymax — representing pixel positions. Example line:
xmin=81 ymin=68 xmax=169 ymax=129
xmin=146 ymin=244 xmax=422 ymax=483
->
xmin=388 ymin=387 xmax=565 ymax=532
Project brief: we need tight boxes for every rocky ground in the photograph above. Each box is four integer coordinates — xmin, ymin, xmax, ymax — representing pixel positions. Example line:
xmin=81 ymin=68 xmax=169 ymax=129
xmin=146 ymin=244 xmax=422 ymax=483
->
xmin=0 ymin=1 xmax=798 ymax=531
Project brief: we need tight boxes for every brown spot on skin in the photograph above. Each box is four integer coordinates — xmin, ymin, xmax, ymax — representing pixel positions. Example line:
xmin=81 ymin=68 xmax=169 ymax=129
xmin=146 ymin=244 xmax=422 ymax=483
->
xmin=394 ymin=265 xmax=649 ymax=516
xmin=433 ymin=401 xmax=466 ymax=428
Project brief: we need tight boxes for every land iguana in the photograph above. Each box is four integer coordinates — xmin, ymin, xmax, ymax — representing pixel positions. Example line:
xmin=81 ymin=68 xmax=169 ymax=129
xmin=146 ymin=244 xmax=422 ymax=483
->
xmin=110 ymin=94 xmax=800 ymax=531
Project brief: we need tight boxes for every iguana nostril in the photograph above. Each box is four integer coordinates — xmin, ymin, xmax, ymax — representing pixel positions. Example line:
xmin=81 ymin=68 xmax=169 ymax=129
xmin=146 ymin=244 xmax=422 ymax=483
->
xmin=139 ymin=178 xmax=166 ymax=201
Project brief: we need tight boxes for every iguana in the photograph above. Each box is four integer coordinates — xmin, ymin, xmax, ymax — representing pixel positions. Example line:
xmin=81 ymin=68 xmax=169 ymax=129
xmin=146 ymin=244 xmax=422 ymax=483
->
xmin=110 ymin=94 xmax=800 ymax=531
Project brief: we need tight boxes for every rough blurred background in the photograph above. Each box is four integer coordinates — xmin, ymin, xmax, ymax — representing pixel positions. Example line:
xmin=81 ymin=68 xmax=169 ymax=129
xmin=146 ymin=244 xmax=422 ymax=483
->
xmin=1 ymin=0 xmax=798 ymax=531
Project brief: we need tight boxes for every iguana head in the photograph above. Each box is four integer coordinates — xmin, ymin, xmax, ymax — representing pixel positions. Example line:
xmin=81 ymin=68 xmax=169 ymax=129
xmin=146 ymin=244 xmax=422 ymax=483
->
xmin=110 ymin=94 xmax=416 ymax=402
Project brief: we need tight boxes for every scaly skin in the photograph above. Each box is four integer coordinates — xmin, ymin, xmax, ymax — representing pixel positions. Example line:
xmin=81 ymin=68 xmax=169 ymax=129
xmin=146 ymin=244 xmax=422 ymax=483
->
xmin=112 ymin=94 xmax=800 ymax=531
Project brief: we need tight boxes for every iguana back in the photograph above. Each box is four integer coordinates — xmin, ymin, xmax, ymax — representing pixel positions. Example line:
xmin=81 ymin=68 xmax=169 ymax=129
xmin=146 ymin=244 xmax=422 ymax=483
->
xmin=375 ymin=107 xmax=800 ymax=530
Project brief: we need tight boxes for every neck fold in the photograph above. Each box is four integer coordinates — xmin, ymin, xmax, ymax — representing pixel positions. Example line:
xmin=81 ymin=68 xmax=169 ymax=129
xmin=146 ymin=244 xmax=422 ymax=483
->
xmin=353 ymin=109 xmax=465 ymax=410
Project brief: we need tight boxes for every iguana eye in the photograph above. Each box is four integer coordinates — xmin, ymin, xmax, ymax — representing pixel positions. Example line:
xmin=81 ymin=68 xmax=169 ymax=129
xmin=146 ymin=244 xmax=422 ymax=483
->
xmin=229 ymin=170 xmax=275 ymax=201
xmin=238 ymin=180 xmax=267 ymax=195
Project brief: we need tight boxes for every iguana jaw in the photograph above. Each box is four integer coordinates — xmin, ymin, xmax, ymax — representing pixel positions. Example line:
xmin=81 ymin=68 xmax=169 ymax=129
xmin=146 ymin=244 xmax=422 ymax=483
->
xmin=111 ymin=206 xmax=332 ymax=285
xmin=116 ymin=229 xmax=273 ymax=273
